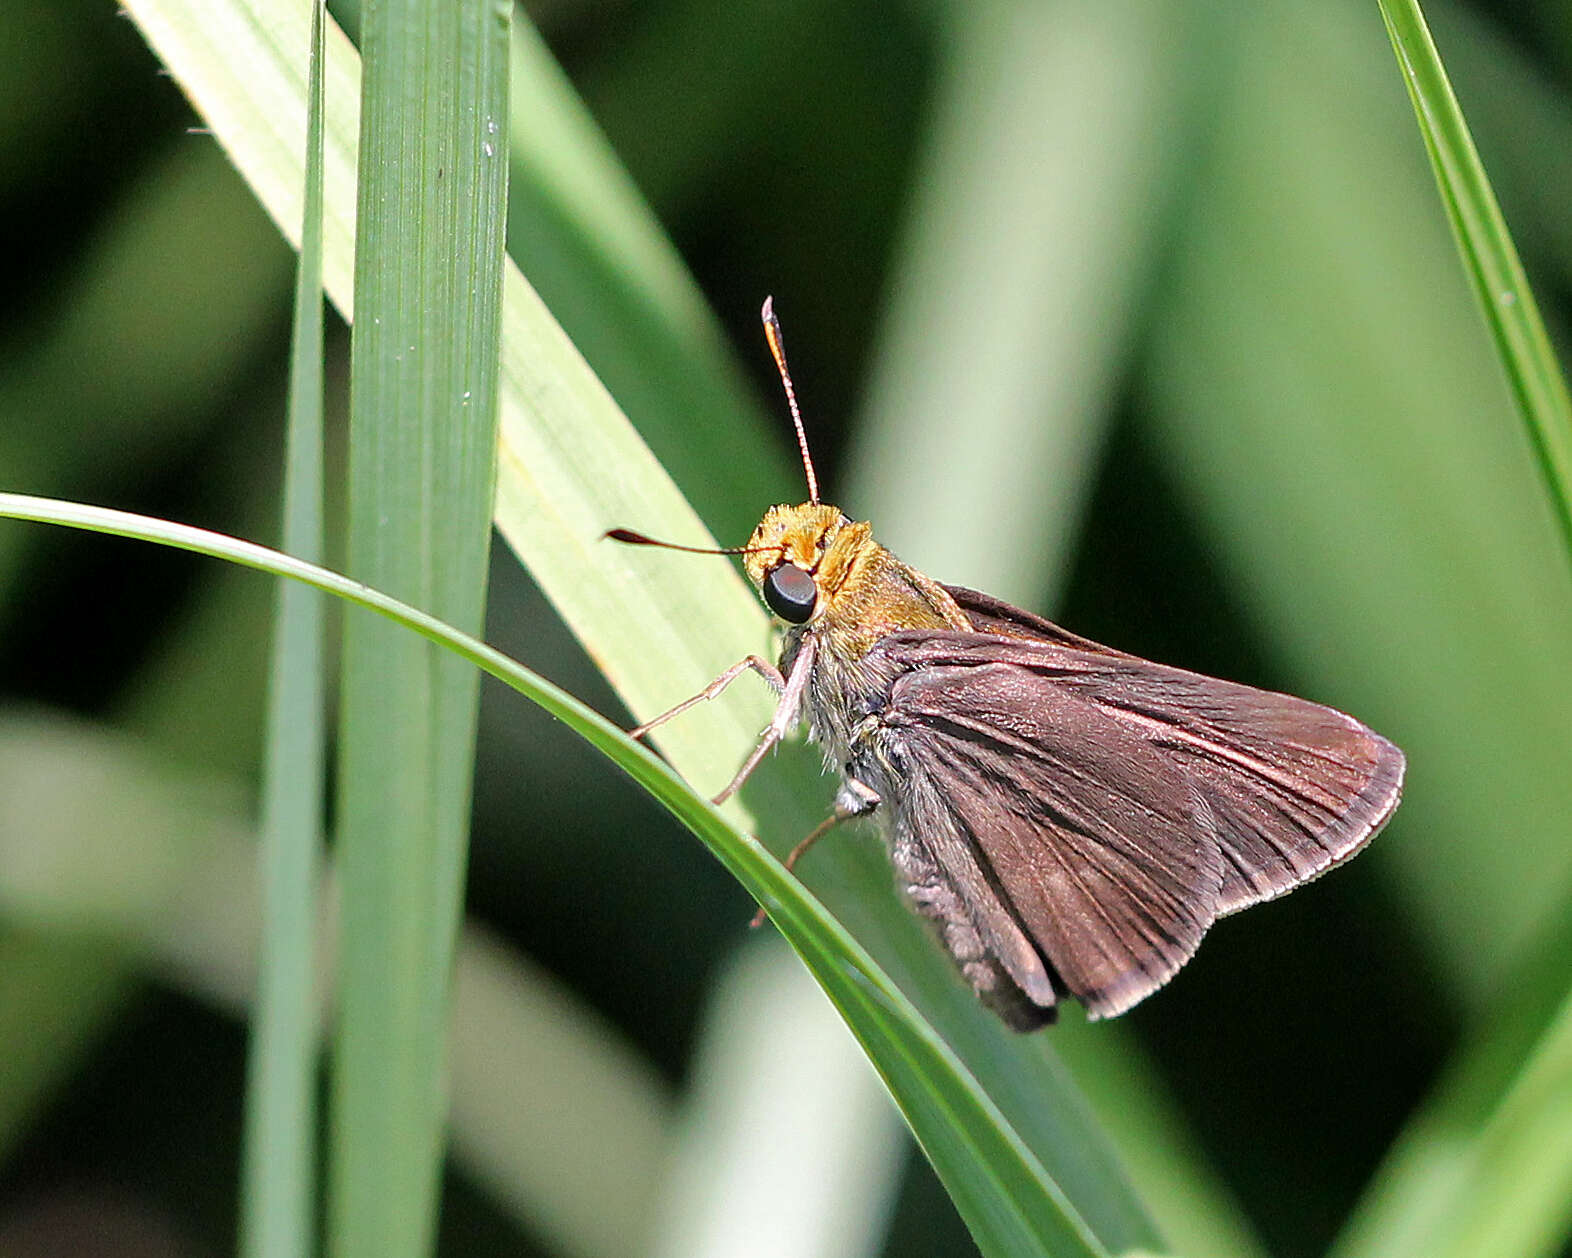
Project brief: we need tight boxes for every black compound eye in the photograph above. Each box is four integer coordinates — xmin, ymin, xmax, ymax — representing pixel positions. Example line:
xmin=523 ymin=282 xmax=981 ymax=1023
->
xmin=763 ymin=562 xmax=818 ymax=624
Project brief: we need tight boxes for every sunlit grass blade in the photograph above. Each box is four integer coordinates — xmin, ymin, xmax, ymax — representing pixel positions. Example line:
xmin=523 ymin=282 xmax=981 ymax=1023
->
xmin=0 ymin=494 xmax=1123 ymax=1258
xmin=504 ymin=15 xmax=784 ymax=544
xmin=239 ymin=2 xmax=328 ymax=1255
xmin=1377 ymin=0 xmax=1572 ymax=565
xmin=330 ymin=0 xmax=510 ymax=1253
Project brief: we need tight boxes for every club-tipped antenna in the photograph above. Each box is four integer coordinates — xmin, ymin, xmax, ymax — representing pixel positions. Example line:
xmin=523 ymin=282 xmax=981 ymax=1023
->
xmin=761 ymin=296 xmax=819 ymax=504
xmin=604 ymin=528 xmax=767 ymax=556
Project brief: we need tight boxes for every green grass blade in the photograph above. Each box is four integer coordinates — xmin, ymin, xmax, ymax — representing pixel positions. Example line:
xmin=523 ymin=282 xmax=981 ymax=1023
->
xmin=503 ymin=15 xmax=785 ymax=544
xmin=331 ymin=0 xmax=509 ymax=1253
xmin=1377 ymin=0 xmax=1572 ymax=564
xmin=239 ymin=3 xmax=328 ymax=1256
xmin=0 ymin=493 xmax=1121 ymax=1258
xmin=114 ymin=0 xmax=774 ymax=811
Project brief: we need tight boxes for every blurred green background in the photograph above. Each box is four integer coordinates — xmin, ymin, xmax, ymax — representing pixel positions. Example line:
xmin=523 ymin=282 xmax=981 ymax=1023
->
xmin=2 ymin=0 xmax=1572 ymax=1256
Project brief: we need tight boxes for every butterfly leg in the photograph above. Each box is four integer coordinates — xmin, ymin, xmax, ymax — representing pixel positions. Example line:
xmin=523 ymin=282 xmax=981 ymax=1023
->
xmin=750 ymin=776 xmax=881 ymax=927
xmin=711 ymin=636 xmax=817 ymax=806
xmin=629 ymin=655 xmax=785 ymax=740
xmin=788 ymin=778 xmax=881 ymax=871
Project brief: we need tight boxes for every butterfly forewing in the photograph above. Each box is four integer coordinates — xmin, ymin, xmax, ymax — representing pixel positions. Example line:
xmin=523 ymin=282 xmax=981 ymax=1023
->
xmin=1070 ymin=665 xmax=1405 ymax=912
xmin=873 ymin=627 xmax=1404 ymax=1018
xmin=943 ymin=585 xmax=1128 ymax=655
xmin=945 ymin=588 xmax=1406 ymax=909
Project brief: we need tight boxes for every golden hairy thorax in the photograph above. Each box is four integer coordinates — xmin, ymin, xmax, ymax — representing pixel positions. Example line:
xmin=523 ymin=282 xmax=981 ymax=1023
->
xmin=743 ymin=503 xmax=972 ymax=659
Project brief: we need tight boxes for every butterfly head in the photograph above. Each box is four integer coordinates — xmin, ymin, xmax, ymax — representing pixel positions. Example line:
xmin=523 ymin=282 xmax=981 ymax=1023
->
xmin=742 ymin=503 xmax=873 ymax=626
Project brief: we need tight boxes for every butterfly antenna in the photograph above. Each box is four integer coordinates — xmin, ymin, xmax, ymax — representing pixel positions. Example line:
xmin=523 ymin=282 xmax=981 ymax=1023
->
xmin=761 ymin=296 xmax=819 ymax=504
xmin=604 ymin=528 xmax=768 ymax=556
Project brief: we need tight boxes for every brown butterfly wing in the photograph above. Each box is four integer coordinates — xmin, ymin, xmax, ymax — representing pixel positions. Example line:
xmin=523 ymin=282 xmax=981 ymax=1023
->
xmin=874 ymin=628 xmax=1404 ymax=1017
xmin=944 ymin=584 xmax=1124 ymax=654
xmin=1058 ymin=661 xmax=1406 ymax=913
xmin=881 ymin=653 xmax=1224 ymax=1019
xmin=942 ymin=589 xmax=1405 ymax=911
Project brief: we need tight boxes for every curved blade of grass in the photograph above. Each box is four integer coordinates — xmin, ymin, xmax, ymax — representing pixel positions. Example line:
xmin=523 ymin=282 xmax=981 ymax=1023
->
xmin=1377 ymin=0 xmax=1572 ymax=565
xmin=0 ymin=492 xmax=1117 ymax=1258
